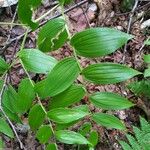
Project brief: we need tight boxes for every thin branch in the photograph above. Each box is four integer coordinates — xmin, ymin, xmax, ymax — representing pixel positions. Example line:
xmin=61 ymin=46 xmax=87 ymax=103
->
xmin=122 ymin=0 xmax=139 ymax=63
xmin=35 ymin=4 xmax=59 ymax=22
xmin=0 ymin=6 xmax=26 ymax=149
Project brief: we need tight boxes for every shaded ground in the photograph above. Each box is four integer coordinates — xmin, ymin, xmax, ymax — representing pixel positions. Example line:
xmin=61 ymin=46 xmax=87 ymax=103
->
xmin=0 ymin=0 xmax=150 ymax=149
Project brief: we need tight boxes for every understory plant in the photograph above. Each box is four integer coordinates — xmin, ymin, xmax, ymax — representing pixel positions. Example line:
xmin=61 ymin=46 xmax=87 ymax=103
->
xmin=119 ymin=117 xmax=150 ymax=150
xmin=128 ymin=39 xmax=150 ymax=118
xmin=0 ymin=0 xmax=144 ymax=149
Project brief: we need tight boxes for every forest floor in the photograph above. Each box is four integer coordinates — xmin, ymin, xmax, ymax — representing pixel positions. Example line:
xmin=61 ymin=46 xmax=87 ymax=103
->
xmin=0 ymin=0 xmax=150 ymax=149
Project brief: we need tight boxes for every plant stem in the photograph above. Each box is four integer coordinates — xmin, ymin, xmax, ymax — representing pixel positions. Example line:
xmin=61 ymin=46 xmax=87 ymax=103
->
xmin=60 ymin=6 xmax=90 ymax=99
xmin=35 ymin=4 xmax=59 ymax=22
xmin=60 ymin=6 xmax=82 ymax=71
xmin=20 ymin=29 xmax=29 ymax=51
xmin=0 ymin=22 xmax=26 ymax=26
xmin=20 ymin=59 xmax=55 ymax=135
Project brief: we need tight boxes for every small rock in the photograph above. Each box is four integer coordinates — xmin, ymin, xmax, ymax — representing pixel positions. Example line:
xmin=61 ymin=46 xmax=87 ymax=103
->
xmin=89 ymin=3 xmax=97 ymax=12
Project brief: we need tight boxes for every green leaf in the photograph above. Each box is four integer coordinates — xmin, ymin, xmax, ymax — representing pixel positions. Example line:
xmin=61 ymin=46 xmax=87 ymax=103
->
xmin=0 ymin=118 xmax=14 ymax=138
xmin=0 ymin=57 xmax=9 ymax=75
xmin=58 ymin=0 xmax=72 ymax=5
xmin=79 ymin=122 xmax=92 ymax=136
xmin=29 ymin=104 xmax=46 ymax=130
xmin=18 ymin=0 xmax=41 ymax=30
xmin=92 ymin=113 xmax=126 ymax=130
xmin=16 ymin=78 xmax=35 ymax=113
xmin=35 ymin=57 xmax=80 ymax=98
xmin=144 ymin=68 xmax=150 ymax=77
xmin=71 ymin=28 xmax=133 ymax=57
xmin=2 ymin=85 xmax=18 ymax=113
xmin=55 ymin=130 xmax=91 ymax=145
xmin=1 ymin=85 xmax=28 ymax=122
xmin=38 ymin=18 xmax=68 ymax=52
xmin=19 ymin=49 xmax=57 ymax=74
xmin=2 ymin=86 xmax=21 ymax=122
xmin=55 ymin=105 xmax=89 ymax=130
xmin=49 ymin=84 xmax=86 ymax=109
xmin=0 ymin=80 xmax=4 ymax=90
xmin=144 ymin=55 xmax=150 ymax=63
xmin=90 ymin=92 xmax=134 ymax=110
xmin=56 ymin=120 xmax=78 ymax=130
xmin=2 ymin=79 xmax=35 ymax=114
xmin=82 ymin=63 xmax=141 ymax=84
xmin=29 ymin=0 xmax=42 ymax=7
xmin=47 ymin=108 xmax=89 ymax=124
xmin=73 ymin=105 xmax=89 ymax=113
xmin=88 ymin=130 xmax=99 ymax=147
xmin=46 ymin=143 xmax=58 ymax=150
xmin=2 ymin=106 xmax=21 ymax=123
xmin=36 ymin=125 xmax=53 ymax=144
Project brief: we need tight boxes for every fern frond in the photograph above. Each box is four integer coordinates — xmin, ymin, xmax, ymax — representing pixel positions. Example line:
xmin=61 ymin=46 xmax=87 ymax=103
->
xmin=128 ymin=80 xmax=150 ymax=99
xmin=119 ymin=140 xmax=133 ymax=150
xmin=119 ymin=117 xmax=150 ymax=150
xmin=126 ymin=134 xmax=141 ymax=150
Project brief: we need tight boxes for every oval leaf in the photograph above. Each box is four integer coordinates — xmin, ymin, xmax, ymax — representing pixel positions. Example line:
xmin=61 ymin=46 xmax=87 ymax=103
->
xmin=16 ymin=78 xmax=35 ymax=113
xmin=144 ymin=55 xmax=150 ymax=63
xmin=0 ymin=57 xmax=9 ymax=75
xmin=29 ymin=104 xmax=46 ymax=130
xmin=71 ymin=28 xmax=133 ymax=57
xmin=2 ymin=85 xmax=18 ymax=113
xmin=49 ymin=84 xmax=86 ymax=109
xmin=19 ymin=49 xmax=57 ymax=74
xmin=35 ymin=57 xmax=80 ymax=98
xmin=144 ymin=68 xmax=150 ymax=77
xmin=46 ymin=143 xmax=58 ymax=150
xmin=18 ymin=0 xmax=41 ymax=30
xmin=36 ymin=125 xmax=53 ymax=144
xmin=90 ymin=92 xmax=134 ymax=110
xmin=0 ymin=118 xmax=14 ymax=138
xmin=55 ymin=130 xmax=90 ymax=145
xmin=82 ymin=63 xmax=141 ymax=84
xmin=38 ymin=18 xmax=68 ymax=52
xmin=88 ymin=130 xmax=99 ymax=147
xmin=2 ymin=86 xmax=24 ymax=122
xmin=47 ymin=108 xmax=89 ymax=124
xmin=92 ymin=113 xmax=126 ymax=130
